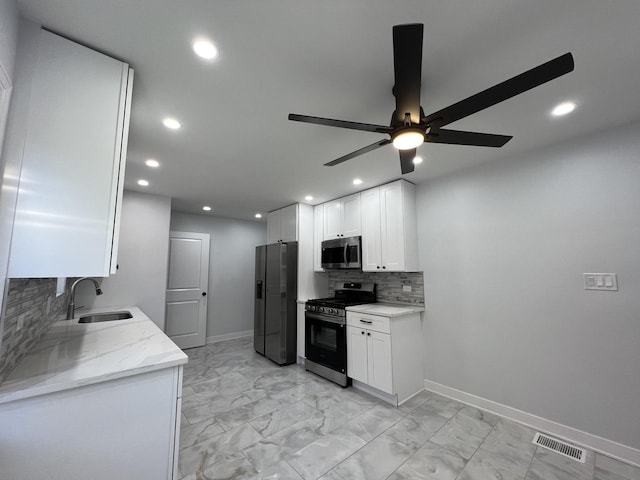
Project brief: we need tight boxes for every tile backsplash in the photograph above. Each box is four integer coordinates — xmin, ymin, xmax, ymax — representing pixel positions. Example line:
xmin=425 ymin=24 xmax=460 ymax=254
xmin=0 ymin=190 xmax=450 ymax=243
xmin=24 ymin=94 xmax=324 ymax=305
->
xmin=328 ymin=271 xmax=424 ymax=306
xmin=0 ymin=278 xmax=71 ymax=383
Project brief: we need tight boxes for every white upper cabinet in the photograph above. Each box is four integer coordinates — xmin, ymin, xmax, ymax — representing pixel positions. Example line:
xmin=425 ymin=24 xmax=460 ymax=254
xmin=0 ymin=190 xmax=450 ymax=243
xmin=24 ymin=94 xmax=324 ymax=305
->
xmin=323 ymin=193 xmax=361 ymax=240
xmin=8 ymin=29 xmax=133 ymax=278
xmin=361 ymin=180 xmax=419 ymax=272
xmin=267 ymin=204 xmax=298 ymax=243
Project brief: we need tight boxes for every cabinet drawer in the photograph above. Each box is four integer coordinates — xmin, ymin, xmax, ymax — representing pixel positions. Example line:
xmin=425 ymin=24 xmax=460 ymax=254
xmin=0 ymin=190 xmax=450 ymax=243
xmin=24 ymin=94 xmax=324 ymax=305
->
xmin=347 ymin=312 xmax=390 ymax=334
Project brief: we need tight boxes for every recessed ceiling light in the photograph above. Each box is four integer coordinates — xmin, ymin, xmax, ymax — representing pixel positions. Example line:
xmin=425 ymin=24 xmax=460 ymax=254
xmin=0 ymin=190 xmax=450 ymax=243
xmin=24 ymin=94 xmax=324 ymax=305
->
xmin=353 ymin=178 xmax=363 ymax=185
xmin=413 ymin=156 xmax=423 ymax=165
xmin=304 ymin=195 xmax=313 ymax=202
xmin=202 ymin=206 xmax=212 ymax=211
xmin=192 ymin=38 xmax=218 ymax=60
xmin=551 ymin=101 xmax=576 ymax=117
xmin=162 ymin=117 xmax=182 ymax=130
xmin=255 ymin=213 xmax=263 ymax=219
xmin=145 ymin=159 xmax=160 ymax=168
xmin=137 ymin=179 xmax=149 ymax=186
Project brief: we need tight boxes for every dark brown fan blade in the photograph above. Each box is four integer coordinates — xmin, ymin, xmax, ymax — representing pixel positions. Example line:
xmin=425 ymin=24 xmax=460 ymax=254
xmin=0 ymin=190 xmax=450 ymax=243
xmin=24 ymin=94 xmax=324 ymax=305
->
xmin=288 ymin=114 xmax=392 ymax=134
xmin=392 ymin=24 xmax=424 ymax=125
xmin=425 ymin=129 xmax=512 ymax=147
xmin=399 ymin=148 xmax=417 ymax=174
xmin=423 ymin=53 xmax=574 ymax=128
xmin=324 ymin=139 xmax=392 ymax=167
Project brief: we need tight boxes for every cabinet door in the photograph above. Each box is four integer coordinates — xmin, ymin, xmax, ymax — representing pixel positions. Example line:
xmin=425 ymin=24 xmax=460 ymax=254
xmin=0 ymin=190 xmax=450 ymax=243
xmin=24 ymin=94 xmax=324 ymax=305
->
xmin=360 ymin=187 xmax=381 ymax=271
xmin=267 ymin=210 xmax=281 ymax=243
xmin=346 ymin=326 xmax=368 ymax=384
xmin=341 ymin=193 xmax=361 ymax=237
xmin=380 ymin=181 xmax=406 ymax=271
xmin=313 ymin=204 xmax=324 ymax=271
xmin=323 ymin=199 xmax=342 ymax=239
xmin=279 ymin=204 xmax=298 ymax=242
xmin=9 ymin=30 xmax=132 ymax=278
xmin=367 ymin=330 xmax=393 ymax=394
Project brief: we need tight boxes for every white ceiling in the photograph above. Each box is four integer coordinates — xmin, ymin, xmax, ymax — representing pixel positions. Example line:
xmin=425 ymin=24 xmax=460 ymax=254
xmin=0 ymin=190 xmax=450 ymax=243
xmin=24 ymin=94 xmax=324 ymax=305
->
xmin=16 ymin=0 xmax=640 ymax=220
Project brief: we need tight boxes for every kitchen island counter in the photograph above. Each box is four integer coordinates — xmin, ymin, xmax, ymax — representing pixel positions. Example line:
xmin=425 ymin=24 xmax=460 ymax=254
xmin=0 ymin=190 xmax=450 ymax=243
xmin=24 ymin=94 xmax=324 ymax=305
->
xmin=0 ymin=306 xmax=187 ymax=404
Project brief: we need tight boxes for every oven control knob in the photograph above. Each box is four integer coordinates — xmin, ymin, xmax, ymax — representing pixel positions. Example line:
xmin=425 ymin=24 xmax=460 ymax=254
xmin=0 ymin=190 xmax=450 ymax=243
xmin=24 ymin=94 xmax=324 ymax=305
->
xmin=319 ymin=307 xmax=324 ymax=313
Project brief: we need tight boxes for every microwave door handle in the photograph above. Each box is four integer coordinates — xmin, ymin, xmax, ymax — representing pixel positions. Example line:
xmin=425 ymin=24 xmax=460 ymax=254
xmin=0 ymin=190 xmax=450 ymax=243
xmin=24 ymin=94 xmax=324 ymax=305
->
xmin=344 ymin=243 xmax=349 ymax=265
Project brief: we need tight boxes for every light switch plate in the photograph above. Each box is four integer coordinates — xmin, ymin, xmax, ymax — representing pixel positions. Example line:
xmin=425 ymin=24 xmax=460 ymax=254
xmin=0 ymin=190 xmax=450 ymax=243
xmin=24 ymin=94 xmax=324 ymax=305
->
xmin=584 ymin=273 xmax=618 ymax=291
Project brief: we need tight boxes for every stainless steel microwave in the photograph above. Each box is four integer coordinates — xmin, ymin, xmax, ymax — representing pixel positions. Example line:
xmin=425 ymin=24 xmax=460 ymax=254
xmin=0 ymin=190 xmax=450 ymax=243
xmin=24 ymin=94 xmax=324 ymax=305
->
xmin=321 ymin=236 xmax=362 ymax=269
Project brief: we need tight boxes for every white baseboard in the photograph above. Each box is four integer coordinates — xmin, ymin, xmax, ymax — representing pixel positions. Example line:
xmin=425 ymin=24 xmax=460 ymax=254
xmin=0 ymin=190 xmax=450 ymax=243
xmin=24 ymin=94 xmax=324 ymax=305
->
xmin=206 ymin=330 xmax=253 ymax=344
xmin=352 ymin=380 xmax=398 ymax=406
xmin=424 ymin=379 xmax=640 ymax=468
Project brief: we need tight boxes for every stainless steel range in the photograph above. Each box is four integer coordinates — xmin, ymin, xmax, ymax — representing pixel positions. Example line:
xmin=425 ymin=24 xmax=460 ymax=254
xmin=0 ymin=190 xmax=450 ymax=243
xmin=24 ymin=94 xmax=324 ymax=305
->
xmin=305 ymin=282 xmax=376 ymax=387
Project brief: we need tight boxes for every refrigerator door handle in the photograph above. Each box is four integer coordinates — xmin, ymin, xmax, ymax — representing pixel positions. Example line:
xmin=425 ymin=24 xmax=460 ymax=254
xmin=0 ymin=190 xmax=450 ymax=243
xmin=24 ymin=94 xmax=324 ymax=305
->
xmin=256 ymin=280 xmax=263 ymax=299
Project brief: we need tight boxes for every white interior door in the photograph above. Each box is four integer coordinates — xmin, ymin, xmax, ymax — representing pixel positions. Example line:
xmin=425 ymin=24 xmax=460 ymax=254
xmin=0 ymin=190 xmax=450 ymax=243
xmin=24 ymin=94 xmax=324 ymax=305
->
xmin=166 ymin=231 xmax=210 ymax=349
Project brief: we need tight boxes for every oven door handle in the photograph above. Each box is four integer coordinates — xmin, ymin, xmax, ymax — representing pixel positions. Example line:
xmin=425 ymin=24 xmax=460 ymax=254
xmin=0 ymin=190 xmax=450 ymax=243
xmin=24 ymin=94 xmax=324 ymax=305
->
xmin=305 ymin=311 xmax=345 ymax=325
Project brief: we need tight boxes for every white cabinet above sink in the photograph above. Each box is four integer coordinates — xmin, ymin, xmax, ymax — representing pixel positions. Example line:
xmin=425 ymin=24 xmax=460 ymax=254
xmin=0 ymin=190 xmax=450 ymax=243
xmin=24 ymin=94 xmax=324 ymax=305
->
xmin=8 ymin=29 xmax=133 ymax=278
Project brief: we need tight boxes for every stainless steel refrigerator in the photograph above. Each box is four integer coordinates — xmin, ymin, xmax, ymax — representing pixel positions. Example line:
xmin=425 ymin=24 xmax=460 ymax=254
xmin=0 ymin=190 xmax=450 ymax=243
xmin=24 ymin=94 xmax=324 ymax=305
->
xmin=254 ymin=242 xmax=298 ymax=365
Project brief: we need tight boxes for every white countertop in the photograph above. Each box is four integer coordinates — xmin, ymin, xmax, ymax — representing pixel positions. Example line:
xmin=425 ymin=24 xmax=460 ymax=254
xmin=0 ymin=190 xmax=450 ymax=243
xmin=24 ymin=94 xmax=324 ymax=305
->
xmin=346 ymin=303 xmax=425 ymax=317
xmin=0 ymin=306 xmax=188 ymax=405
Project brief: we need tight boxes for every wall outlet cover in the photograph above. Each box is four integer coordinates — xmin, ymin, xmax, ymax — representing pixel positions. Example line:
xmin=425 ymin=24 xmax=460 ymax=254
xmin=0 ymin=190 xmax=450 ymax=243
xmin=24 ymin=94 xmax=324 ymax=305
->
xmin=584 ymin=273 xmax=618 ymax=291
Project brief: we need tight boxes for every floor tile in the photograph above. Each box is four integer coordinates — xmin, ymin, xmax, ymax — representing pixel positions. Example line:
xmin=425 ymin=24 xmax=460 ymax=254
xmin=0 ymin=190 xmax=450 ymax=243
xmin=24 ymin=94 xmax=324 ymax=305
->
xmin=180 ymin=417 xmax=225 ymax=450
xmin=343 ymin=404 xmax=406 ymax=442
xmin=250 ymin=400 xmax=320 ymax=437
xmin=595 ymin=454 xmax=640 ymax=480
xmin=394 ymin=441 xmax=467 ymax=480
xmin=385 ymin=408 xmax=448 ymax=450
xmin=419 ymin=392 xmax=465 ymax=419
xmin=287 ymin=428 xmax=367 ymax=480
xmin=458 ymin=447 xmax=528 ymax=480
xmin=481 ymin=419 xmax=538 ymax=466
xmin=179 ymin=423 xmax=263 ymax=475
xmin=430 ymin=407 xmax=493 ymax=459
xmin=244 ymin=414 xmax=326 ymax=472
xmin=246 ymin=460 xmax=303 ymax=480
xmin=524 ymin=446 xmax=594 ymax=480
xmin=333 ymin=433 xmax=416 ymax=480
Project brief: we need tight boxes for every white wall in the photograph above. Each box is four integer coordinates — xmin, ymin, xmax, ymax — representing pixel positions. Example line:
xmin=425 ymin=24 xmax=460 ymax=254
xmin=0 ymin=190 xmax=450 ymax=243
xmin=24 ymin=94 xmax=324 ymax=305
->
xmin=416 ymin=120 xmax=640 ymax=452
xmin=75 ymin=191 xmax=172 ymax=329
xmin=170 ymin=212 xmax=267 ymax=339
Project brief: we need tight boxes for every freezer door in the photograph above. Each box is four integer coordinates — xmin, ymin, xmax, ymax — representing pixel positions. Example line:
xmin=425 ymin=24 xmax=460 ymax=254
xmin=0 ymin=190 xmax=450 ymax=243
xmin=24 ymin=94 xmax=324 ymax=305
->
xmin=254 ymin=245 xmax=266 ymax=354
xmin=265 ymin=242 xmax=298 ymax=365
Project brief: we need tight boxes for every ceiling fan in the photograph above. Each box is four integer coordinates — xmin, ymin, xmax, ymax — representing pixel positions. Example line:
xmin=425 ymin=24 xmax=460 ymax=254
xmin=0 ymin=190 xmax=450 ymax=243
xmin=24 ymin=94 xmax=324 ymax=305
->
xmin=289 ymin=23 xmax=574 ymax=174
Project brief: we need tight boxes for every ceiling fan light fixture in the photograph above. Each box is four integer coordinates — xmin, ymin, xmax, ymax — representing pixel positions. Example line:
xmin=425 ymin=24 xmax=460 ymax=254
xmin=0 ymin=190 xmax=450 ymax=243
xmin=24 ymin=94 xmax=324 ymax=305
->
xmin=392 ymin=129 xmax=424 ymax=150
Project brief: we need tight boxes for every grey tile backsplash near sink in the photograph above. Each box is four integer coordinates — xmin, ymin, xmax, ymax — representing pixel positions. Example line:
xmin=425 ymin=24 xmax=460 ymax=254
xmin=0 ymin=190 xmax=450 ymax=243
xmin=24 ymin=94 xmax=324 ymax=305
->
xmin=0 ymin=278 xmax=72 ymax=383
xmin=328 ymin=271 xmax=425 ymax=306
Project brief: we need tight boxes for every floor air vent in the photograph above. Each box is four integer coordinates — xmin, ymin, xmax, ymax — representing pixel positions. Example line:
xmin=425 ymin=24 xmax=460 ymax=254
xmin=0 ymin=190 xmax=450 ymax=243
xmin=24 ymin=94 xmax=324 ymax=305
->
xmin=533 ymin=432 xmax=586 ymax=463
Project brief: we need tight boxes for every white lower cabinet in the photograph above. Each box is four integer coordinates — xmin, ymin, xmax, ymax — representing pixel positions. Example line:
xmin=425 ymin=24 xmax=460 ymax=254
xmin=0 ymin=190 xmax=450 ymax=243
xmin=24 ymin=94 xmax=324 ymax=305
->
xmin=346 ymin=310 xmax=423 ymax=405
xmin=0 ymin=366 xmax=183 ymax=480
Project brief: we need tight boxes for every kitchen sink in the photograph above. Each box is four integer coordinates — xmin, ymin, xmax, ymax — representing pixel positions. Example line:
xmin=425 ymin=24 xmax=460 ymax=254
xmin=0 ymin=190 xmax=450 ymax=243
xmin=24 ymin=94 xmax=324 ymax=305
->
xmin=78 ymin=311 xmax=133 ymax=323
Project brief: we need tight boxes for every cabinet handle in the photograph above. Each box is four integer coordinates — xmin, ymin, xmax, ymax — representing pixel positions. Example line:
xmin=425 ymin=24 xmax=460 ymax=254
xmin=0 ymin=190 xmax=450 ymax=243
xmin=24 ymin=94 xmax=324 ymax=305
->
xmin=382 ymin=266 xmax=386 ymax=269
xmin=359 ymin=319 xmax=373 ymax=324
xmin=361 ymin=331 xmax=365 ymax=335
xmin=376 ymin=266 xmax=380 ymax=269
xmin=367 ymin=332 xmax=371 ymax=336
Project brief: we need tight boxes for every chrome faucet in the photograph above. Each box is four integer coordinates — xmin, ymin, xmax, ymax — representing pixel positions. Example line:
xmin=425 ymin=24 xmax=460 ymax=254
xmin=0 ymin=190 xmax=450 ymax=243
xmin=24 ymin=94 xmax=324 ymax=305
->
xmin=66 ymin=277 xmax=103 ymax=319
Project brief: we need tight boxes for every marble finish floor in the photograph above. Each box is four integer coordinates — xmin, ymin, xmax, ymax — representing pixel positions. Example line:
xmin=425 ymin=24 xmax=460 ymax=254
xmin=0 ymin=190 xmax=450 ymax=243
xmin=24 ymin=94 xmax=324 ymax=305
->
xmin=178 ymin=337 xmax=640 ymax=480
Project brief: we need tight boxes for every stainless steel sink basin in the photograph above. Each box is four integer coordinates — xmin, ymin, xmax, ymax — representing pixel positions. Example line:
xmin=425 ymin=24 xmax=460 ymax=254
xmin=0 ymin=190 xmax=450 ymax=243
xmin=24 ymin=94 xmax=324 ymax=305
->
xmin=78 ymin=311 xmax=133 ymax=323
